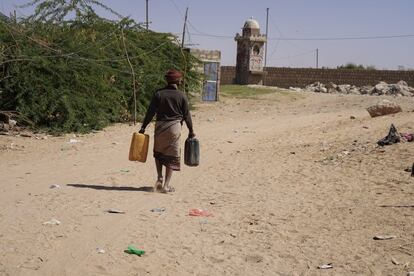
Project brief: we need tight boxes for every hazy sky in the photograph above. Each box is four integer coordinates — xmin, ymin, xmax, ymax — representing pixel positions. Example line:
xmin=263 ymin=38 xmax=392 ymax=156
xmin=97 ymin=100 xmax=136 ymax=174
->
xmin=2 ymin=0 xmax=414 ymax=69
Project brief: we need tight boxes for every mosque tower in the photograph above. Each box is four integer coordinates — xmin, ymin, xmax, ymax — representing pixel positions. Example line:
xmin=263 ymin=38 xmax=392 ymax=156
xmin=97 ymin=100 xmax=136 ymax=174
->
xmin=234 ymin=17 xmax=267 ymax=84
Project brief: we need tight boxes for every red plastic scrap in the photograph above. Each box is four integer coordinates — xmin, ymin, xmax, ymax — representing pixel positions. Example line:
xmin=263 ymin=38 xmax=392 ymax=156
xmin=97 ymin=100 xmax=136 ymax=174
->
xmin=189 ymin=208 xmax=213 ymax=217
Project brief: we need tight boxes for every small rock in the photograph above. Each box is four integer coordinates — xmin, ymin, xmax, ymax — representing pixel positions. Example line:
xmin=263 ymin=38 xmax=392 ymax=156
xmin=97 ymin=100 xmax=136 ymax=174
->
xmin=150 ymin=207 xmax=166 ymax=213
xmin=106 ymin=209 xmax=125 ymax=214
xmin=350 ymin=116 xmax=356 ymax=119
xmin=373 ymin=235 xmax=396 ymax=240
xmin=391 ymin=257 xmax=399 ymax=265
xmin=8 ymin=119 xmax=17 ymax=128
xmin=97 ymin=248 xmax=106 ymax=254
xmin=318 ymin=263 xmax=333 ymax=269
xmin=50 ymin=184 xmax=61 ymax=189
xmin=43 ymin=218 xmax=61 ymax=225
xmin=3 ymin=123 xmax=10 ymax=131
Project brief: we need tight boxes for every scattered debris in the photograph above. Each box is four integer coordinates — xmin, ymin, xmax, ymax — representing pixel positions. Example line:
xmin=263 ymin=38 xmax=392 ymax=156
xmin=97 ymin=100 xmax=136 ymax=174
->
xmin=318 ymin=263 xmax=333 ymax=269
xmin=124 ymin=246 xmax=145 ymax=256
xmin=373 ymin=235 xmax=396 ymax=240
xmin=150 ymin=207 xmax=166 ymax=213
xmin=106 ymin=209 xmax=125 ymax=214
xmin=0 ymin=111 xmax=33 ymax=135
xmin=391 ymin=257 xmax=400 ymax=265
xmin=96 ymin=248 xmax=106 ymax=254
xmin=43 ymin=218 xmax=61 ymax=225
xmin=120 ymin=169 xmax=130 ymax=173
xmin=49 ymin=184 xmax=61 ymax=189
xmin=199 ymin=219 xmax=208 ymax=232
xmin=377 ymin=124 xmax=400 ymax=146
xmin=350 ymin=115 xmax=356 ymax=119
xmin=367 ymin=100 xmax=402 ymax=118
xmin=401 ymin=133 xmax=414 ymax=142
xmin=209 ymin=201 xmax=216 ymax=205
xmin=68 ymin=139 xmax=80 ymax=144
xmin=8 ymin=119 xmax=17 ymax=128
xmin=189 ymin=208 xmax=213 ymax=217
xmin=293 ymin=81 xmax=414 ymax=97
xmin=412 ymin=163 xmax=414 ymax=177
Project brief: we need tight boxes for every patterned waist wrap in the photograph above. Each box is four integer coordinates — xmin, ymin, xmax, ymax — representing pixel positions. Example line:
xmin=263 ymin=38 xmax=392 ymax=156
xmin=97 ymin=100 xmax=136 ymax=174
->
xmin=153 ymin=120 xmax=182 ymax=171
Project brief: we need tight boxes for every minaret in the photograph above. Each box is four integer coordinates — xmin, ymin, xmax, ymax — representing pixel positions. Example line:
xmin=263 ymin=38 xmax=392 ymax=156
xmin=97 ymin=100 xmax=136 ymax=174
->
xmin=235 ymin=17 xmax=267 ymax=85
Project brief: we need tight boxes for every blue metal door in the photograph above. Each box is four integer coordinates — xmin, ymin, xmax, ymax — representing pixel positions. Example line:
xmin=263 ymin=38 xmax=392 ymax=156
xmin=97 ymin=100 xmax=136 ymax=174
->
xmin=202 ymin=62 xmax=219 ymax=101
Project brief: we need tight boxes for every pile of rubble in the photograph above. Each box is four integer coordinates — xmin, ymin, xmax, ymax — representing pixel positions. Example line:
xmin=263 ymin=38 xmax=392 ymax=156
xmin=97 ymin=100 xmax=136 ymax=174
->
xmin=290 ymin=81 xmax=414 ymax=97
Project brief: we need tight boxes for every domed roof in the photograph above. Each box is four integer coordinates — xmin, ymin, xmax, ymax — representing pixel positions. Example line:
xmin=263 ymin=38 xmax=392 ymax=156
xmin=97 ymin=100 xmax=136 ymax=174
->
xmin=243 ymin=17 xmax=260 ymax=29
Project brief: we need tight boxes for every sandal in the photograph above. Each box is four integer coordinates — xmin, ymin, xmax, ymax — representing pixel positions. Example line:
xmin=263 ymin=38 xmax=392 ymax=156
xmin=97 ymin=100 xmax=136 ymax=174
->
xmin=159 ymin=186 xmax=175 ymax=193
xmin=154 ymin=179 xmax=163 ymax=192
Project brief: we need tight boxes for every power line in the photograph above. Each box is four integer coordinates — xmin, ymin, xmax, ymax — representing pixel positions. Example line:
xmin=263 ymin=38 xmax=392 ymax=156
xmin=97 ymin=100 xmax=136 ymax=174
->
xmin=189 ymin=32 xmax=414 ymax=41
xmin=268 ymin=13 xmax=313 ymax=52
xmin=269 ymin=34 xmax=414 ymax=41
xmin=168 ymin=0 xmax=185 ymax=18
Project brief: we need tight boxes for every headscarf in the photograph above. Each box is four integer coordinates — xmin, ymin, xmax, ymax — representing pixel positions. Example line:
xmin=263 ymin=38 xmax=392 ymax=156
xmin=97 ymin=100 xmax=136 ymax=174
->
xmin=165 ymin=70 xmax=183 ymax=84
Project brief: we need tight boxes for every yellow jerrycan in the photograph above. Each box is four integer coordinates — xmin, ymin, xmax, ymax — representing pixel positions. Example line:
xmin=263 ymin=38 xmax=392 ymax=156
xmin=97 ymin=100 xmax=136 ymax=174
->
xmin=128 ymin=132 xmax=149 ymax=162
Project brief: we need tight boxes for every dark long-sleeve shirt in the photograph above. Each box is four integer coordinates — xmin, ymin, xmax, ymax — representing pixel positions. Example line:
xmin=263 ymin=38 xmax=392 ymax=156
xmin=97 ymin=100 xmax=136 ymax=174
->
xmin=141 ymin=85 xmax=193 ymax=132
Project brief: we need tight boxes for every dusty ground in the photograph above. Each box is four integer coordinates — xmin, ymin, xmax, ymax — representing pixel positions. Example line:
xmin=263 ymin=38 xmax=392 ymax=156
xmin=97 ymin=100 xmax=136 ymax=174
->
xmin=0 ymin=90 xmax=413 ymax=276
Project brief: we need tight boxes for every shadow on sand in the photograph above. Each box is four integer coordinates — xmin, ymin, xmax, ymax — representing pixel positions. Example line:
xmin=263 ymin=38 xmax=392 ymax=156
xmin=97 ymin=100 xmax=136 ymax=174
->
xmin=67 ymin=184 xmax=154 ymax=192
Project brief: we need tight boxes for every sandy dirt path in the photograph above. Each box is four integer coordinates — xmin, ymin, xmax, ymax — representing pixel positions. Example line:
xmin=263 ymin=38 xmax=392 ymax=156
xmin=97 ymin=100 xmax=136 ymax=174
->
xmin=0 ymin=91 xmax=413 ymax=276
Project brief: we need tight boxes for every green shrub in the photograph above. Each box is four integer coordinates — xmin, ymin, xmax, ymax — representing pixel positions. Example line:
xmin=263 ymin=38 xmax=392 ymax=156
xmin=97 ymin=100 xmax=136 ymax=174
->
xmin=0 ymin=17 xmax=200 ymax=133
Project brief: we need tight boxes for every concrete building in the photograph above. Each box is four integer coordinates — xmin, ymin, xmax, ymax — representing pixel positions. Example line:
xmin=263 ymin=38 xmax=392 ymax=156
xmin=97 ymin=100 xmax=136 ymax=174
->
xmin=234 ymin=17 xmax=267 ymax=85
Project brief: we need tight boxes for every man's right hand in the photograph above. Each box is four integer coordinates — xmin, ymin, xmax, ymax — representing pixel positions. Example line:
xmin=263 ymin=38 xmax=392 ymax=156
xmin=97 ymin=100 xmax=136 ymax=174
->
xmin=188 ymin=132 xmax=196 ymax=138
xmin=139 ymin=128 xmax=145 ymax=134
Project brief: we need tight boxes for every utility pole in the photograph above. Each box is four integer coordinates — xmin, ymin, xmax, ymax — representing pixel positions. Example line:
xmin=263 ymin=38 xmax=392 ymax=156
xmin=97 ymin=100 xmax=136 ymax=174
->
xmin=265 ymin=8 xmax=269 ymax=68
xmin=181 ymin=7 xmax=189 ymax=48
xmin=145 ymin=0 xmax=149 ymax=30
xmin=316 ymin=48 xmax=319 ymax=68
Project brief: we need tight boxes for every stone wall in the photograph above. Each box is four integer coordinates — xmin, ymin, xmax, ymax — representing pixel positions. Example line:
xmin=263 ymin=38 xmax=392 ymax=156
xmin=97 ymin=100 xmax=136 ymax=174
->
xmin=189 ymin=49 xmax=221 ymax=62
xmin=220 ymin=66 xmax=414 ymax=87
xmin=221 ymin=66 xmax=237 ymax=84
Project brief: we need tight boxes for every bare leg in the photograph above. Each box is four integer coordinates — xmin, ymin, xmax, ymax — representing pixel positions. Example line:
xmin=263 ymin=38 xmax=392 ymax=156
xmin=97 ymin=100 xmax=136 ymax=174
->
xmin=162 ymin=167 xmax=175 ymax=192
xmin=154 ymin=159 xmax=163 ymax=191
